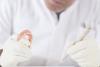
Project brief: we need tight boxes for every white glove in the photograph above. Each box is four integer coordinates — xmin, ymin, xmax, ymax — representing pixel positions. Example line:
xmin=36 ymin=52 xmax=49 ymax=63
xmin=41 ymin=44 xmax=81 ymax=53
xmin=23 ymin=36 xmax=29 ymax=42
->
xmin=0 ymin=36 xmax=33 ymax=67
xmin=66 ymin=38 xmax=100 ymax=67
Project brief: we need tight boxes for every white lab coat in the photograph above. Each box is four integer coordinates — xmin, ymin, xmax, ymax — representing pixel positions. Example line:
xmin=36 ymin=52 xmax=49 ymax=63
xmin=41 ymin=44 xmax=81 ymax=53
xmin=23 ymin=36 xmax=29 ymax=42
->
xmin=0 ymin=0 xmax=100 ymax=66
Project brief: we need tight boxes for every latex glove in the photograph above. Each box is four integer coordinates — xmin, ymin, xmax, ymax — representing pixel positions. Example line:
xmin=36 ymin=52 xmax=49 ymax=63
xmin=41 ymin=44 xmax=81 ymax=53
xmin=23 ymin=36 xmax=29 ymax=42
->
xmin=18 ymin=56 xmax=47 ymax=66
xmin=0 ymin=30 xmax=33 ymax=67
xmin=65 ymin=38 xmax=100 ymax=67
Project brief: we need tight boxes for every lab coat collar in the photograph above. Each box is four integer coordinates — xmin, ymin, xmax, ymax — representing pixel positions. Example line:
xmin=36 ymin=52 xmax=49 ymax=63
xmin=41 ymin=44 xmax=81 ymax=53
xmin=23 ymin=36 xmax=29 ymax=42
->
xmin=41 ymin=0 xmax=79 ymax=26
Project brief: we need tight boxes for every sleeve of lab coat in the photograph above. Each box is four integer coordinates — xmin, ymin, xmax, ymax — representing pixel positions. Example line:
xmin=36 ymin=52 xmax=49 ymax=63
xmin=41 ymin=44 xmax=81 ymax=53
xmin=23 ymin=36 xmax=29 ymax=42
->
xmin=94 ymin=1 xmax=100 ymax=65
xmin=94 ymin=0 xmax=100 ymax=49
xmin=0 ymin=0 xmax=13 ymax=48
xmin=82 ymin=0 xmax=100 ymax=49
xmin=0 ymin=0 xmax=20 ymax=48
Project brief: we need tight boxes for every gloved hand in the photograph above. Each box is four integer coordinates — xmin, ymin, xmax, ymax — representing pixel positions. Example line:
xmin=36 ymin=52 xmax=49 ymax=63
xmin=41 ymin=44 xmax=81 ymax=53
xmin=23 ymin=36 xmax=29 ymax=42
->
xmin=65 ymin=38 xmax=100 ymax=67
xmin=0 ymin=30 xmax=33 ymax=67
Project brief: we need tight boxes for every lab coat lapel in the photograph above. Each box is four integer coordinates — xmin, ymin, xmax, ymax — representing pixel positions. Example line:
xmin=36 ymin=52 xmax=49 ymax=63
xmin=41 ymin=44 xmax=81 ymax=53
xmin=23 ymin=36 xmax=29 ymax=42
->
xmin=47 ymin=1 xmax=79 ymax=61
xmin=31 ymin=0 xmax=58 ymax=37
xmin=40 ymin=0 xmax=58 ymax=28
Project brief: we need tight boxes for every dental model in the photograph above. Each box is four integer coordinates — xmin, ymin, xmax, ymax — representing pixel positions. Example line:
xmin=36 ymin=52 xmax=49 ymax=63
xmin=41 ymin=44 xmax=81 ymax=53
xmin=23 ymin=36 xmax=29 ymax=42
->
xmin=17 ymin=29 xmax=33 ymax=48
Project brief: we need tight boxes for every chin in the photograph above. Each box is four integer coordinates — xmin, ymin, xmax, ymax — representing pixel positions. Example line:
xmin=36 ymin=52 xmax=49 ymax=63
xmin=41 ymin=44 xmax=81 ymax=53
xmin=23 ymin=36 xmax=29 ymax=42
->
xmin=54 ymin=9 xmax=64 ymax=13
xmin=50 ymin=7 xmax=65 ymax=13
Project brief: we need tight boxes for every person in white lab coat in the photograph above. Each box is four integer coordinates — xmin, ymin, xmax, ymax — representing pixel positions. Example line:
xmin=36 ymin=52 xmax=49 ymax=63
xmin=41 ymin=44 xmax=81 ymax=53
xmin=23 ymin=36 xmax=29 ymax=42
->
xmin=0 ymin=0 xmax=100 ymax=67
